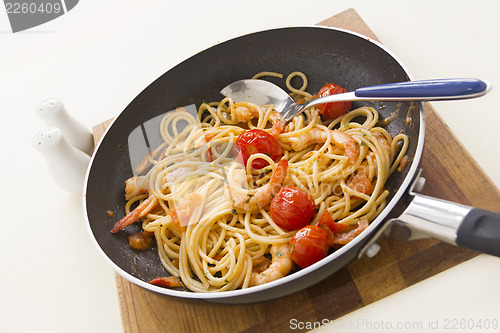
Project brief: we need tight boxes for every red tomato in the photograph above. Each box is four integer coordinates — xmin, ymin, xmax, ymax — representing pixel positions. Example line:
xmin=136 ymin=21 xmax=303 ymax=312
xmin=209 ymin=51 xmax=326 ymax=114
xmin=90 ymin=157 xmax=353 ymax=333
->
xmin=270 ymin=186 xmax=315 ymax=230
xmin=290 ymin=225 xmax=330 ymax=268
xmin=235 ymin=129 xmax=283 ymax=169
xmin=316 ymin=83 xmax=352 ymax=120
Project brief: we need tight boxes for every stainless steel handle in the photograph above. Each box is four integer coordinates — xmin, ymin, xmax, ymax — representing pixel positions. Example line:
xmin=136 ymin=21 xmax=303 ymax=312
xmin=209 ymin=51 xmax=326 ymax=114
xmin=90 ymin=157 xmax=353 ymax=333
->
xmin=390 ymin=193 xmax=472 ymax=245
xmin=389 ymin=178 xmax=500 ymax=257
xmin=359 ymin=171 xmax=500 ymax=259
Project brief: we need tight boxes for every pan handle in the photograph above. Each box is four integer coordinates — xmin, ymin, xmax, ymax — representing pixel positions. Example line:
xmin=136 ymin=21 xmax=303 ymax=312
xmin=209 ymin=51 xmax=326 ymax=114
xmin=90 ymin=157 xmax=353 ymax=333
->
xmin=456 ymin=208 xmax=500 ymax=256
xmin=392 ymin=193 xmax=500 ymax=257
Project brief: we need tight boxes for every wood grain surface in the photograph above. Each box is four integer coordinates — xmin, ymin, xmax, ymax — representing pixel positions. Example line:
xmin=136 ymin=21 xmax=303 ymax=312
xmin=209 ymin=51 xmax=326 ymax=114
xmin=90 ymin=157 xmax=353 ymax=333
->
xmin=92 ymin=8 xmax=500 ymax=333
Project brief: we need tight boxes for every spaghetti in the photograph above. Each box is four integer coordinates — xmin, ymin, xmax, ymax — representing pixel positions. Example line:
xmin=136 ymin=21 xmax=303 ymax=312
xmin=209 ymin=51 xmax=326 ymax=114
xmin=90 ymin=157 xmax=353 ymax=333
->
xmin=111 ymin=72 xmax=409 ymax=292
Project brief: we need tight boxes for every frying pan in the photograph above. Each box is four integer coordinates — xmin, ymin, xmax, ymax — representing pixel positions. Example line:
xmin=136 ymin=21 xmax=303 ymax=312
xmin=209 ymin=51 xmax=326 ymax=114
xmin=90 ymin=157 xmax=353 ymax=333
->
xmin=83 ymin=26 xmax=500 ymax=304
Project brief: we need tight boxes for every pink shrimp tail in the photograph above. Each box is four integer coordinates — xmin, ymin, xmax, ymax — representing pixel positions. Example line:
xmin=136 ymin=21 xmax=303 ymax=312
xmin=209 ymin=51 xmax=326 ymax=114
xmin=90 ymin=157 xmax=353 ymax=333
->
xmin=270 ymin=118 xmax=285 ymax=136
xmin=111 ymin=195 xmax=156 ymax=233
xmin=331 ymin=130 xmax=358 ymax=163
xmin=344 ymin=143 xmax=358 ymax=163
xmin=269 ymin=159 xmax=288 ymax=194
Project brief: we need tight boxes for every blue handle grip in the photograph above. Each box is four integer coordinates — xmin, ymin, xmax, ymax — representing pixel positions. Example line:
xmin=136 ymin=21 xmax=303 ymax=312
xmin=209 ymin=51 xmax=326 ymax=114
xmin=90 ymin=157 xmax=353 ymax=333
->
xmin=354 ymin=78 xmax=489 ymax=99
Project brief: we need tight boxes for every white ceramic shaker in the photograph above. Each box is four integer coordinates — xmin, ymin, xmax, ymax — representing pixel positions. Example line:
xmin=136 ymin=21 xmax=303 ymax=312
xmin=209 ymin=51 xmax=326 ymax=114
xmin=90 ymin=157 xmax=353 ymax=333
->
xmin=35 ymin=98 xmax=94 ymax=155
xmin=32 ymin=127 xmax=91 ymax=194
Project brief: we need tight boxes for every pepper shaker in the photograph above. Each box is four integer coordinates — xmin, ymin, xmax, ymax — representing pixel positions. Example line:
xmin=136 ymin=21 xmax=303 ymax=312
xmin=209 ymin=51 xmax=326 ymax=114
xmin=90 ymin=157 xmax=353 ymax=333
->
xmin=32 ymin=127 xmax=91 ymax=195
xmin=35 ymin=98 xmax=94 ymax=155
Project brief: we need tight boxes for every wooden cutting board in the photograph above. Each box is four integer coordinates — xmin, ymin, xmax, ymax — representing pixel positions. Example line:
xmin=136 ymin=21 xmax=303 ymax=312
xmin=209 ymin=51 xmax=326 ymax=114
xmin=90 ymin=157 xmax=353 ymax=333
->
xmin=92 ymin=8 xmax=500 ymax=333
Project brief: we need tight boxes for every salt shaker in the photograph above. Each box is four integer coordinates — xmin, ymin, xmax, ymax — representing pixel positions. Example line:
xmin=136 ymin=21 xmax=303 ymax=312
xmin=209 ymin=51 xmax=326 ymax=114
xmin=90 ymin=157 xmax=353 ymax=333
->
xmin=35 ymin=98 xmax=94 ymax=155
xmin=32 ymin=127 xmax=91 ymax=195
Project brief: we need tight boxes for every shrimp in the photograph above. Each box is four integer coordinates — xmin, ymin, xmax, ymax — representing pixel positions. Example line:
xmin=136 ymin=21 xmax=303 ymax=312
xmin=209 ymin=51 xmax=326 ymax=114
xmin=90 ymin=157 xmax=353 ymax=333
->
xmin=111 ymin=195 xmax=158 ymax=233
xmin=249 ymin=243 xmax=293 ymax=286
xmin=124 ymin=165 xmax=194 ymax=201
xmin=289 ymin=128 xmax=358 ymax=163
xmin=226 ymin=159 xmax=288 ymax=212
xmin=135 ymin=151 xmax=154 ymax=175
xmin=170 ymin=192 xmax=203 ymax=227
xmin=251 ymin=255 xmax=271 ymax=273
xmin=333 ymin=219 xmax=369 ymax=245
xmin=348 ymin=173 xmax=374 ymax=195
xmin=125 ymin=176 xmax=148 ymax=200
xmin=373 ymin=132 xmax=391 ymax=155
xmin=398 ymin=155 xmax=409 ymax=172
xmin=149 ymin=276 xmax=183 ymax=288
xmin=234 ymin=102 xmax=285 ymax=135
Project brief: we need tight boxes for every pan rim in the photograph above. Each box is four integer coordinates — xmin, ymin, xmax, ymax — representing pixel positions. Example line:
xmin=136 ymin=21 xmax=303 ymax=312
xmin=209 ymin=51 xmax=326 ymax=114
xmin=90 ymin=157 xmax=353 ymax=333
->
xmin=82 ymin=25 xmax=426 ymax=301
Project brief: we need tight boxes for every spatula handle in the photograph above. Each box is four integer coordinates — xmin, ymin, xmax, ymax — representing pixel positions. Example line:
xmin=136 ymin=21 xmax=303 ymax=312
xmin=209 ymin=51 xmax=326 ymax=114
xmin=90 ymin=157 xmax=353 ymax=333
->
xmin=354 ymin=78 xmax=490 ymax=101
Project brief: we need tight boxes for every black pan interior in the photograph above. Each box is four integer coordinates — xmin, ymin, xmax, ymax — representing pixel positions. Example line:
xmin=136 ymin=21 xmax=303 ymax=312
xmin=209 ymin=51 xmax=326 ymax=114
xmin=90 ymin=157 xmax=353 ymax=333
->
xmin=86 ymin=27 xmax=420 ymax=284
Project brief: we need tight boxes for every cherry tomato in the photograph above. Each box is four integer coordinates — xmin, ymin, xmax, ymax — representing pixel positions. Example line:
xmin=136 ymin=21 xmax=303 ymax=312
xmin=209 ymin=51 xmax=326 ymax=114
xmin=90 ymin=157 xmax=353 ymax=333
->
xmin=316 ymin=83 xmax=352 ymax=120
xmin=270 ymin=186 xmax=315 ymax=230
xmin=235 ymin=129 xmax=283 ymax=169
xmin=290 ymin=225 xmax=330 ymax=268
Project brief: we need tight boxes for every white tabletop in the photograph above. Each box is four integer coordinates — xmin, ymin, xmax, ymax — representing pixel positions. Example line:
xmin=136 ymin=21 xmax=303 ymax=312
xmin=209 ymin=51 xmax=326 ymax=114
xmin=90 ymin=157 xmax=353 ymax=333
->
xmin=1 ymin=1 xmax=499 ymax=332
